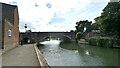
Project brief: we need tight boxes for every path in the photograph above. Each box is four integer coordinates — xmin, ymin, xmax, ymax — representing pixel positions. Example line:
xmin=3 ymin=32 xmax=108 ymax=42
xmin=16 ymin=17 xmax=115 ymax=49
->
xmin=2 ymin=44 xmax=40 ymax=67
xmin=0 ymin=49 xmax=2 ymax=68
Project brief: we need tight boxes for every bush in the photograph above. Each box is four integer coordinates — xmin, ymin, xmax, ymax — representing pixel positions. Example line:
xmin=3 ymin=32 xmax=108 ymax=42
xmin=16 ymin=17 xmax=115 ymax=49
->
xmin=88 ymin=36 xmax=116 ymax=47
xmin=97 ymin=37 xmax=113 ymax=47
xmin=76 ymin=32 xmax=84 ymax=39
xmin=113 ymin=39 xmax=120 ymax=46
xmin=117 ymin=39 xmax=120 ymax=46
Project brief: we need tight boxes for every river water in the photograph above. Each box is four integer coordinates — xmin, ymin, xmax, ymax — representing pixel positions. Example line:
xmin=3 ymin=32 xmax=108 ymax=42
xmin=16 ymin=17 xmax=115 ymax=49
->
xmin=38 ymin=40 xmax=119 ymax=66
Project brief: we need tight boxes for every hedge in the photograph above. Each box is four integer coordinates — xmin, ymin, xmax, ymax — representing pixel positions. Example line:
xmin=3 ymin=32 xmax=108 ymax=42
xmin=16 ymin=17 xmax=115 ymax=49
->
xmin=88 ymin=36 xmax=119 ymax=47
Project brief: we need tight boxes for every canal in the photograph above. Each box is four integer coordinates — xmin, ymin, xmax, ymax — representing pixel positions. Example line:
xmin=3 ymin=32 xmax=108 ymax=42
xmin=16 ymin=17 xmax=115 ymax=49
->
xmin=38 ymin=40 xmax=119 ymax=66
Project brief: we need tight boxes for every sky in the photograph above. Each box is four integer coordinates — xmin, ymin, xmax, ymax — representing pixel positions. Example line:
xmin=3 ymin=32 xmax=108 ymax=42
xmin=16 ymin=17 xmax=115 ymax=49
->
xmin=0 ymin=0 xmax=110 ymax=32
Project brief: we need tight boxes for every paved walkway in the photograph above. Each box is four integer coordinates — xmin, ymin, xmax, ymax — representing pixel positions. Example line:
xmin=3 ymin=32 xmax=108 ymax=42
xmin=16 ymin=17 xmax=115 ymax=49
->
xmin=0 ymin=49 xmax=2 ymax=68
xmin=2 ymin=44 xmax=40 ymax=66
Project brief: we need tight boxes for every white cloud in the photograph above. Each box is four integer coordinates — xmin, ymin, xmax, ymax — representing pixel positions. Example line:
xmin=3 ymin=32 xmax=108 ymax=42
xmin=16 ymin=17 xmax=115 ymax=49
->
xmin=0 ymin=0 xmax=109 ymax=32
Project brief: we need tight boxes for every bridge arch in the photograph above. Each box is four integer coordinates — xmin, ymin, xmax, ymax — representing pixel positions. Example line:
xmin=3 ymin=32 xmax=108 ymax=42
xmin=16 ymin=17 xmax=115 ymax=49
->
xmin=21 ymin=37 xmax=35 ymax=44
xmin=41 ymin=35 xmax=72 ymax=42
xmin=20 ymin=32 xmax=76 ymax=44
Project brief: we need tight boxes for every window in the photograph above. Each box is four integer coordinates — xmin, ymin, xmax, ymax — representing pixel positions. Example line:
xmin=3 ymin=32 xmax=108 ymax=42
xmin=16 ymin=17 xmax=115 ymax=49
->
xmin=8 ymin=29 xmax=12 ymax=37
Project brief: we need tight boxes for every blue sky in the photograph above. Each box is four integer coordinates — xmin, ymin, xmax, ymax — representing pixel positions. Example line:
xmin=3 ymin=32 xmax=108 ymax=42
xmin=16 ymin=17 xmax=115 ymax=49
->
xmin=0 ymin=0 xmax=110 ymax=32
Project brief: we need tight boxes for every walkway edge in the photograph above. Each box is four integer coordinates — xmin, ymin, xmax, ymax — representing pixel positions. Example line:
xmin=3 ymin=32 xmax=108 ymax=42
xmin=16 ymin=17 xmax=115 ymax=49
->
xmin=33 ymin=44 xmax=50 ymax=68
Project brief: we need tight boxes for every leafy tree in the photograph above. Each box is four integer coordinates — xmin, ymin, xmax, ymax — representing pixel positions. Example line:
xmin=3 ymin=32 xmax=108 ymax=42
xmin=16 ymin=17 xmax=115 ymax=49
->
xmin=70 ymin=30 xmax=74 ymax=32
xmin=94 ymin=16 xmax=104 ymax=31
xmin=75 ymin=20 xmax=92 ymax=33
xmin=94 ymin=1 xmax=120 ymax=38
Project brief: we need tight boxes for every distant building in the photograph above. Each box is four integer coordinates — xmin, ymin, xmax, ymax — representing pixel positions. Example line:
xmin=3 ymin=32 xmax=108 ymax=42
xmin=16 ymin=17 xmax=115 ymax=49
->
xmin=0 ymin=3 xmax=19 ymax=52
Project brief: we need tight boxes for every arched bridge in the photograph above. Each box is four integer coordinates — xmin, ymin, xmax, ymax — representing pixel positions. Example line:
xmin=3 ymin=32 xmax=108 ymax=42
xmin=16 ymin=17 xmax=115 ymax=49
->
xmin=20 ymin=32 xmax=76 ymax=44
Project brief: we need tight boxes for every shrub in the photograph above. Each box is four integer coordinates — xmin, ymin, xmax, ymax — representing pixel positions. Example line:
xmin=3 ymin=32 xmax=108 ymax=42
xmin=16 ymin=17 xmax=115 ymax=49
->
xmin=97 ymin=37 xmax=113 ymax=47
xmin=113 ymin=39 xmax=120 ymax=46
xmin=88 ymin=36 xmax=115 ymax=47
xmin=117 ymin=39 xmax=120 ymax=46
xmin=76 ymin=32 xmax=84 ymax=39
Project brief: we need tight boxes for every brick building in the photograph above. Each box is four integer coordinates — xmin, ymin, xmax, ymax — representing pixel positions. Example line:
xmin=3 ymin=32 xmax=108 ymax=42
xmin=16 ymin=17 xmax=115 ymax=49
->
xmin=0 ymin=3 xmax=19 ymax=52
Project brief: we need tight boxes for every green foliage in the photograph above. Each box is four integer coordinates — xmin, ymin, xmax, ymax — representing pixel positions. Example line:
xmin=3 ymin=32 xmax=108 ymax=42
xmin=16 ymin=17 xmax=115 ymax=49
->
xmin=88 ymin=36 xmax=118 ymax=47
xmin=75 ymin=20 xmax=92 ymax=33
xmin=70 ymin=30 xmax=74 ymax=32
xmin=91 ymin=23 xmax=99 ymax=30
xmin=94 ymin=1 xmax=120 ymax=38
xmin=76 ymin=32 xmax=84 ymax=39
xmin=97 ymin=37 xmax=113 ymax=47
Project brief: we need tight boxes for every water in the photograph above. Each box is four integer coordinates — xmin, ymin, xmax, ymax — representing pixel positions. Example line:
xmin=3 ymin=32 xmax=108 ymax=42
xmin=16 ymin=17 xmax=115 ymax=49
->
xmin=38 ymin=40 xmax=119 ymax=66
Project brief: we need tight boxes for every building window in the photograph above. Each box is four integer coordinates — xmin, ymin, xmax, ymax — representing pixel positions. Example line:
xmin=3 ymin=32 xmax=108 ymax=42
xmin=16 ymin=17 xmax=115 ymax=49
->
xmin=8 ymin=29 xmax=12 ymax=37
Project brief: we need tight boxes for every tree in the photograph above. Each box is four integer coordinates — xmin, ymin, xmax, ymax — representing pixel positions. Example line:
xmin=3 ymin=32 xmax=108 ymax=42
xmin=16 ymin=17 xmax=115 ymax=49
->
xmin=75 ymin=20 xmax=92 ymax=33
xmin=70 ymin=30 xmax=74 ymax=32
xmin=94 ymin=1 xmax=120 ymax=38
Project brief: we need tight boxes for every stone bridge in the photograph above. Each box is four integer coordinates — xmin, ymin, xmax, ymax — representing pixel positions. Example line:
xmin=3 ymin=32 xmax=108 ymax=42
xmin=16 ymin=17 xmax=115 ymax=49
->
xmin=20 ymin=32 xmax=76 ymax=44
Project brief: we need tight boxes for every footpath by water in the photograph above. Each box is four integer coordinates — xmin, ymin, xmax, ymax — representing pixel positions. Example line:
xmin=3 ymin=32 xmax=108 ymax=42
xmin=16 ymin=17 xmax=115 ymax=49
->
xmin=38 ymin=40 xmax=119 ymax=66
xmin=0 ymin=49 xmax=2 ymax=68
xmin=2 ymin=44 xmax=40 ymax=66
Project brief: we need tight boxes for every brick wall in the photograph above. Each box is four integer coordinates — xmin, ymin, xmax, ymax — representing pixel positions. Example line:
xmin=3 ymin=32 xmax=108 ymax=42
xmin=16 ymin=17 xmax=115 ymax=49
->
xmin=2 ymin=3 xmax=19 ymax=51
xmin=0 ymin=3 xmax=2 ymax=49
xmin=3 ymin=18 xmax=14 ymax=50
xmin=13 ymin=7 xmax=19 ymax=46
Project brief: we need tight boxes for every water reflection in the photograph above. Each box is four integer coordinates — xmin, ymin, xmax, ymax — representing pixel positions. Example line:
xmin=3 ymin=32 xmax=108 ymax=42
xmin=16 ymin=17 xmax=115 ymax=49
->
xmin=85 ymin=50 xmax=90 ymax=55
xmin=38 ymin=40 xmax=119 ymax=66
xmin=77 ymin=44 xmax=119 ymax=66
